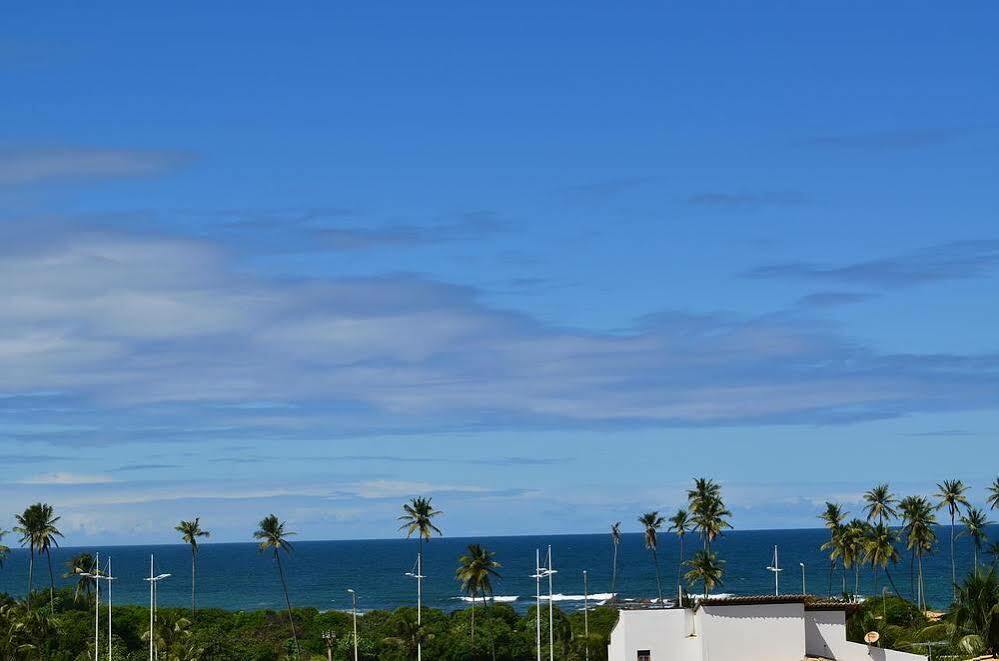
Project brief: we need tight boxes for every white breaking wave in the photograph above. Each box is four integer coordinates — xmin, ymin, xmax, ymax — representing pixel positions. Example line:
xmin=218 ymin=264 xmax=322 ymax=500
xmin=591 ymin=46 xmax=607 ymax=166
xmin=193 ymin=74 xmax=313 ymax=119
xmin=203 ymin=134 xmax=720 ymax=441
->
xmin=452 ymin=595 xmax=519 ymax=603
xmin=539 ymin=593 xmax=616 ymax=602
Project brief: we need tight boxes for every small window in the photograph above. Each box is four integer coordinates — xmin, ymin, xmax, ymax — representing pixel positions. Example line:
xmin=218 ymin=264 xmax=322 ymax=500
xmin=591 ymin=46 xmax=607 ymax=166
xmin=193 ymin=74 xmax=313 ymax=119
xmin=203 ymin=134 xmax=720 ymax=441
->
xmin=637 ymin=651 xmax=651 ymax=661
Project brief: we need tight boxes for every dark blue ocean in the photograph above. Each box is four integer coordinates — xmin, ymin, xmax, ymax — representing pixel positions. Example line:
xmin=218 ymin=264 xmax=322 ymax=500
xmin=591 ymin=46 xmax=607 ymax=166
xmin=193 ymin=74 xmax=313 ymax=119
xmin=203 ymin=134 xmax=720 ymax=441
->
xmin=1 ymin=528 xmax=993 ymax=613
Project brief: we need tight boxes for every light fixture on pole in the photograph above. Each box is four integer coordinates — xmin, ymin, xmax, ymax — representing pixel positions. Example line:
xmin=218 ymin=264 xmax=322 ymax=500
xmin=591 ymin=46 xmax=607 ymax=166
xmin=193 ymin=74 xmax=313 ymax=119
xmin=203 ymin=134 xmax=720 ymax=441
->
xmin=405 ymin=554 xmax=425 ymax=661
xmin=800 ymin=562 xmax=806 ymax=595
xmin=582 ymin=570 xmax=590 ymax=661
xmin=321 ymin=630 xmax=336 ymax=661
xmin=143 ymin=554 xmax=171 ymax=661
xmin=347 ymin=589 xmax=358 ymax=661
xmin=766 ymin=545 xmax=782 ymax=596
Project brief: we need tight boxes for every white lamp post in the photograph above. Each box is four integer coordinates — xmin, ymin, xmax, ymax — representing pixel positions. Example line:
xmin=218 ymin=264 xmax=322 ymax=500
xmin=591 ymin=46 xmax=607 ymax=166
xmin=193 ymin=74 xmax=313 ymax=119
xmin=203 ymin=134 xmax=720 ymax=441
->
xmin=766 ymin=545 xmax=782 ymax=596
xmin=347 ymin=589 xmax=358 ymax=661
xmin=529 ymin=549 xmax=549 ymax=661
xmin=405 ymin=554 xmax=425 ymax=661
xmin=80 ymin=552 xmax=110 ymax=661
xmin=546 ymin=546 xmax=557 ymax=661
xmin=800 ymin=562 xmax=806 ymax=595
xmin=143 ymin=554 xmax=171 ymax=661
xmin=582 ymin=570 xmax=590 ymax=661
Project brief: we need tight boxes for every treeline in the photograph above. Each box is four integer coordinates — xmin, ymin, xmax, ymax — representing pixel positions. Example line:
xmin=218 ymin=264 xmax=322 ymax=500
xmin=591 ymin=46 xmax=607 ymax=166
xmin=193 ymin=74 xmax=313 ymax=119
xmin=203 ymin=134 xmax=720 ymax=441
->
xmin=0 ymin=586 xmax=618 ymax=661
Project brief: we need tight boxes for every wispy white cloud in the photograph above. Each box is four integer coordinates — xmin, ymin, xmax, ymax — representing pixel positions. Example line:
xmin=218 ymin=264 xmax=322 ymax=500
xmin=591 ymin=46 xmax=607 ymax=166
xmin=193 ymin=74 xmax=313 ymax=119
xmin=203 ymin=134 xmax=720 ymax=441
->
xmin=18 ymin=472 xmax=114 ymax=485
xmin=0 ymin=147 xmax=191 ymax=185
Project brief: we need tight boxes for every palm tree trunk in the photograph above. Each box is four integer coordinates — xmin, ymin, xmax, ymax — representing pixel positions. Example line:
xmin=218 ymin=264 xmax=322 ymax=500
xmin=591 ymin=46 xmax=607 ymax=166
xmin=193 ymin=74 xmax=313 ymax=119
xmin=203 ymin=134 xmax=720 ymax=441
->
xmin=46 ymin=549 xmax=55 ymax=608
xmin=611 ymin=543 xmax=618 ymax=595
xmin=191 ymin=548 xmax=197 ymax=614
xmin=27 ymin=548 xmax=34 ymax=602
xmin=884 ymin=566 xmax=901 ymax=597
xmin=470 ymin=595 xmax=476 ymax=640
xmin=916 ymin=553 xmax=924 ymax=610
xmin=950 ymin=509 xmax=957 ymax=598
xmin=909 ymin=549 xmax=915 ymax=601
xmin=676 ymin=536 xmax=684 ymax=602
xmin=274 ymin=551 xmax=299 ymax=656
xmin=652 ymin=548 xmax=663 ymax=603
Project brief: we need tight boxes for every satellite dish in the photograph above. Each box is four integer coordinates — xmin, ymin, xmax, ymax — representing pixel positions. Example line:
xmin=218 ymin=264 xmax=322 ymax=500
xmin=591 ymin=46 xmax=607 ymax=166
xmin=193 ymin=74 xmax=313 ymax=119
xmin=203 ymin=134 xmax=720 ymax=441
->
xmin=864 ymin=631 xmax=880 ymax=645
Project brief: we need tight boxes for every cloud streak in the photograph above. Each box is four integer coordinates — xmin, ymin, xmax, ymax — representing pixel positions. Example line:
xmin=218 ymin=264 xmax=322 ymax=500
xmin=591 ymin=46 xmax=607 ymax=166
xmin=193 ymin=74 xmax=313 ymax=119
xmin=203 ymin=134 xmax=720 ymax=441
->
xmin=0 ymin=147 xmax=191 ymax=185
xmin=746 ymin=240 xmax=999 ymax=288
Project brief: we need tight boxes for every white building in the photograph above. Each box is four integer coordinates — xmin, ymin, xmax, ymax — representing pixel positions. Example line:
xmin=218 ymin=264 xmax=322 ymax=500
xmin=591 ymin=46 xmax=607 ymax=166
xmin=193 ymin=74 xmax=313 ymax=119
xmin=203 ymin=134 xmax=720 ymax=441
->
xmin=607 ymin=595 xmax=927 ymax=661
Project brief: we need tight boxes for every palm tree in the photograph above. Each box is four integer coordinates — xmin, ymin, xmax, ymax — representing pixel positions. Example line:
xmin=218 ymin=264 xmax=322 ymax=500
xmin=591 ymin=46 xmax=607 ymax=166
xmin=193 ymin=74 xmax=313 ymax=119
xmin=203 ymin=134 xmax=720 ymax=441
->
xmin=253 ymin=514 xmax=298 ymax=655
xmin=63 ymin=552 xmax=97 ymax=603
xmin=455 ymin=543 xmax=501 ymax=640
xmin=14 ymin=503 xmax=62 ymax=609
xmin=960 ymin=507 xmax=992 ymax=576
xmin=683 ymin=550 xmax=725 ymax=597
xmin=935 ymin=479 xmax=970 ymax=597
xmin=609 ymin=522 xmax=622 ymax=596
xmin=864 ymin=522 xmax=901 ymax=596
xmin=638 ymin=511 xmax=665 ymax=604
xmin=667 ymin=510 xmax=691 ymax=602
xmin=946 ymin=567 xmax=999 ymax=656
xmin=0 ymin=529 xmax=9 ymax=570
xmin=687 ymin=478 xmax=730 ymax=551
xmin=988 ymin=476 xmax=999 ymax=511
xmin=398 ymin=497 xmax=443 ymax=557
xmin=898 ymin=496 xmax=921 ymax=599
xmin=903 ymin=497 xmax=936 ymax=609
xmin=819 ymin=502 xmax=847 ymax=596
xmin=989 ymin=541 xmax=999 ymax=565
xmin=862 ymin=483 xmax=898 ymax=526
xmin=841 ymin=519 xmax=869 ymax=595
xmin=176 ymin=518 xmax=210 ymax=614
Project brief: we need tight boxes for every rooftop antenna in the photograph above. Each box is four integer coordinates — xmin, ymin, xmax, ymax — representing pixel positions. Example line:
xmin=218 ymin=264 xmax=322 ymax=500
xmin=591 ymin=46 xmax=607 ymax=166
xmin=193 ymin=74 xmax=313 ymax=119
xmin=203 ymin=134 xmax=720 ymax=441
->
xmin=766 ymin=545 xmax=782 ymax=596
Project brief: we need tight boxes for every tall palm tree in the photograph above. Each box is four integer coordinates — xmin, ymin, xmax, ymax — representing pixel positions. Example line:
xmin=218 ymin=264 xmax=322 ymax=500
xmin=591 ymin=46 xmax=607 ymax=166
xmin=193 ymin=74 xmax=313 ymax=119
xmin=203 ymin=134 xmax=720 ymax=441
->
xmin=903 ymin=497 xmax=936 ymax=609
xmin=455 ymin=544 xmax=501 ymax=640
xmin=862 ymin=483 xmax=898 ymax=526
xmin=176 ymin=518 xmax=210 ymax=614
xmin=960 ymin=507 xmax=992 ymax=576
xmin=898 ymin=496 xmax=921 ymax=599
xmin=638 ymin=511 xmax=665 ymax=604
xmin=63 ymin=552 xmax=97 ymax=603
xmin=0 ymin=529 xmax=9 ymax=570
xmin=864 ymin=522 xmax=901 ymax=596
xmin=935 ymin=479 xmax=971 ymax=597
xmin=819 ymin=502 xmax=847 ymax=596
xmin=609 ymin=522 xmax=622 ymax=596
xmin=687 ymin=478 xmax=727 ymax=551
xmin=987 ymin=476 xmax=999 ymax=511
xmin=841 ymin=519 xmax=869 ymax=595
xmin=683 ymin=550 xmax=724 ymax=597
xmin=667 ymin=510 xmax=691 ymax=602
xmin=14 ymin=503 xmax=62 ymax=609
xmin=253 ymin=514 xmax=298 ymax=655
xmin=398 ymin=496 xmax=443 ymax=575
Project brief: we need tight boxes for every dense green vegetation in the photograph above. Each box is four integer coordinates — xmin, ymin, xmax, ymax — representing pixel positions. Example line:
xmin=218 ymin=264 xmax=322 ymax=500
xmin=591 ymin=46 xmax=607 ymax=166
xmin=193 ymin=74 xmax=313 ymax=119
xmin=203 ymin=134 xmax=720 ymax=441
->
xmin=0 ymin=586 xmax=618 ymax=660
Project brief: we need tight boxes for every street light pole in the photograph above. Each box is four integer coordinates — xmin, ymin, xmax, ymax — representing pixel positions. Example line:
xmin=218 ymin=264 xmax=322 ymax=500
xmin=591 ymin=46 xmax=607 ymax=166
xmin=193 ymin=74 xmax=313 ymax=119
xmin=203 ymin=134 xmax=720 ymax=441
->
xmin=406 ymin=554 xmax=425 ymax=661
xmin=546 ymin=546 xmax=557 ymax=661
xmin=347 ymin=589 xmax=358 ymax=661
xmin=766 ymin=545 xmax=782 ymax=596
xmin=583 ymin=570 xmax=590 ymax=661
xmin=143 ymin=555 xmax=171 ymax=661
xmin=531 ymin=549 xmax=543 ymax=661
xmin=800 ymin=563 xmax=806 ymax=595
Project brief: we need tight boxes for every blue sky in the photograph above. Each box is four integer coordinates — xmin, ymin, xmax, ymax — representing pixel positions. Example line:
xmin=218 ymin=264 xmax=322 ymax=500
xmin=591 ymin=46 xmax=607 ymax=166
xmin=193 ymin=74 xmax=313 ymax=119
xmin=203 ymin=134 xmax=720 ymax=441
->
xmin=1 ymin=2 xmax=997 ymax=544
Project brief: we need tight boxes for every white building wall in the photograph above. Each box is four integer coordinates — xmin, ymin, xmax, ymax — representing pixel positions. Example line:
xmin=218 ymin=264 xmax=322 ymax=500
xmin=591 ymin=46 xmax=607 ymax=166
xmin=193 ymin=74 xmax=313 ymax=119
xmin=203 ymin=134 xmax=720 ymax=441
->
xmin=804 ymin=610 xmax=927 ymax=661
xmin=608 ymin=609 xmax=700 ymax=661
xmin=697 ymin=603 xmax=805 ymax=661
